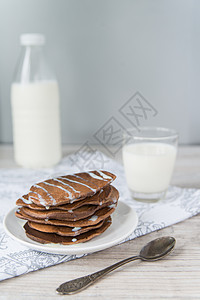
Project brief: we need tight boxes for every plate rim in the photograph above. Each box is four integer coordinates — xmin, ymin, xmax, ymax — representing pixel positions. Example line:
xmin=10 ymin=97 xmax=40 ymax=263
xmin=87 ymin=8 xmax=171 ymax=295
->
xmin=3 ymin=201 xmax=138 ymax=255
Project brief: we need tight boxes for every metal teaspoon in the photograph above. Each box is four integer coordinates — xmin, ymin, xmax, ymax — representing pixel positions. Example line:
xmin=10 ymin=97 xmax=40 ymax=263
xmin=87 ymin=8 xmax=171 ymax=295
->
xmin=56 ymin=236 xmax=176 ymax=295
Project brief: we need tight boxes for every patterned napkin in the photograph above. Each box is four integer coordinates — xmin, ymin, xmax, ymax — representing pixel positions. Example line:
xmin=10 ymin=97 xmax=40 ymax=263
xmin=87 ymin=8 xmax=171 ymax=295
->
xmin=0 ymin=151 xmax=200 ymax=281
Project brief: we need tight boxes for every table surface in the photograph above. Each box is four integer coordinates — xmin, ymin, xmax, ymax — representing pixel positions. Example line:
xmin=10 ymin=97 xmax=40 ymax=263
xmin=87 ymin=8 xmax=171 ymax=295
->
xmin=0 ymin=144 xmax=200 ymax=300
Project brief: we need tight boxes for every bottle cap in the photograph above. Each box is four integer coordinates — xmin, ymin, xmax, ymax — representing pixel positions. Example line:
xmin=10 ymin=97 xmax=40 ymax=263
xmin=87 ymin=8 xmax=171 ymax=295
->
xmin=20 ymin=34 xmax=45 ymax=46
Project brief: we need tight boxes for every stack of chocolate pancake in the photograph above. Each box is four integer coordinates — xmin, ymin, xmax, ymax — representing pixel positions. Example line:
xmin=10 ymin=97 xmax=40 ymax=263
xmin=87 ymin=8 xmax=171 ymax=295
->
xmin=15 ymin=170 xmax=119 ymax=245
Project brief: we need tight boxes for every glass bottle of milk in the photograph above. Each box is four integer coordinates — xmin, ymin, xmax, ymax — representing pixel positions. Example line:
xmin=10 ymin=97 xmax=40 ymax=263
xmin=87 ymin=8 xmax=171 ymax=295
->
xmin=11 ymin=34 xmax=62 ymax=168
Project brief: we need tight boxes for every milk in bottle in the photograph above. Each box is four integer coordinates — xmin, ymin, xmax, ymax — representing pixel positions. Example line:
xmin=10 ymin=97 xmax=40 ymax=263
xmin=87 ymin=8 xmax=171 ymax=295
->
xmin=11 ymin=34 xmax=61 ymax=168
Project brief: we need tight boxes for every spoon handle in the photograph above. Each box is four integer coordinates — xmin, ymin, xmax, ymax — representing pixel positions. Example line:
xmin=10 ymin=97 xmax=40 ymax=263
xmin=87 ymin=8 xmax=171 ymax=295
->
xmin=56 ymin=255 xmax=140 ymax=295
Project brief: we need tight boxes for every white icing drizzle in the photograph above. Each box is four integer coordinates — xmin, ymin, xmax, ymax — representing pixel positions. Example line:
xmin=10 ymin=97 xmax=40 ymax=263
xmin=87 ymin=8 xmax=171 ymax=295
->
xmin=73 ymin=174 xmax=98 ymax=189
xmin=64 ymin=177 xmax=96 ymax=193
xmin=87 ymin=171 xmax=107 ymax=181
xmin=43 ymin=181 xmax=73 ymax=198
xmin=45 ymin=206 xmax=50 ymax=210
xmin=89 ymin=215 xmax=98 ymax=222
xmin=97 ymin=170 xmax=113 ymax=181
xmin=20 ymin=196 xmax=32 ymax=204
xmin=72 ymin=238 xmax=77 ymax=242
xmin=28 ymin=195 xmax=38 ymax=202
xmin=72 ymin=227 xmax=81 ymax=232
xmin=68 ymin=209 xmax=73 ymax=213
xmin=99 ymin=201 xmax=103 ymax=206
xmin=54 ymin=178 xmax=81 ymax=195
xmin=70 ymin=199 xmax=74 ymax=204
xmin=109 ymin=204 xmax=116 ymax=209
xmin=45 ymin=218 xmax=49 ymax=221
xmin=31 ymin=189 xmax=48 ymax=206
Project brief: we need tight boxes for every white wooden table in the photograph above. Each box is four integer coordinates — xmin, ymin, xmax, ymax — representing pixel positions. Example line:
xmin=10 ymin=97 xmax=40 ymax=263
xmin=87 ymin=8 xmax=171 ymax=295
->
xmin=0 ymin=145 xmax=200 ymax=299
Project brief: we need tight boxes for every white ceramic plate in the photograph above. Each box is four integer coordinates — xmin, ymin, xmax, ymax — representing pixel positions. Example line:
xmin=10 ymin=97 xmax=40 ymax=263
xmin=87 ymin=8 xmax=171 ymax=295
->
xmin=3 ymin=201 xmax=138 ymax=255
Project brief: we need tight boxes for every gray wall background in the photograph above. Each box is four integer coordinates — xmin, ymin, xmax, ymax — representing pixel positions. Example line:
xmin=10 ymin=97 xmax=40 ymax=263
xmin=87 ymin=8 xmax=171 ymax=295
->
xmin=0 ymin=0 xmax=199 ymax=145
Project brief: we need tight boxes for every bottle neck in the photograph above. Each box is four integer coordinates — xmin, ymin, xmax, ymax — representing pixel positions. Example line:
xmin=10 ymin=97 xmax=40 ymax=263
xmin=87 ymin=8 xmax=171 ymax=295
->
xmin=13 ymin=45 xmax=56 ymax=84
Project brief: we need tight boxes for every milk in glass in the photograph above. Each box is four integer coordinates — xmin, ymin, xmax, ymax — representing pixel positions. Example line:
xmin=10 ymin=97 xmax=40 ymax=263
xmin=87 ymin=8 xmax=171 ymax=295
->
xmin=123 ymin=142 xmax=177 ymax=194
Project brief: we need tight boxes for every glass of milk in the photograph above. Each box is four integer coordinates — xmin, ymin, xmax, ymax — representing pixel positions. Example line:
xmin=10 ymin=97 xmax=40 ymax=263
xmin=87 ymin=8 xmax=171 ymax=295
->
xmin=122 ymin=127 xmax=178 ymax=202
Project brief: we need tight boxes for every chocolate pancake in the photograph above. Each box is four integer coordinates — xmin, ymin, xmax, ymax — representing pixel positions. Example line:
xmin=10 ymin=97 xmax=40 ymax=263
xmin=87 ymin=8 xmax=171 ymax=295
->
xmin=16 ymin=185 xmax=119 ymax=211
xmin=24 ymin=218 xmax=112 ymax=245
xmin=27 ymin=216 xmax=111 ymax=237
xmin=16 ymin=205 xmax=116 ymax=227
xmin=28 ymin=170 xmax=116 ymax=207
xmin=18 ymin=199 xmax=115 ymax=221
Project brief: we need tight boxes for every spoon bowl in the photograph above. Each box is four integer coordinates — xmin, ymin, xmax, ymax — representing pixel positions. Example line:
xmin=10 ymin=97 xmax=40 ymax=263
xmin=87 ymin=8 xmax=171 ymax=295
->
xmin=140 ymin=236 xmax=176 ymax=261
